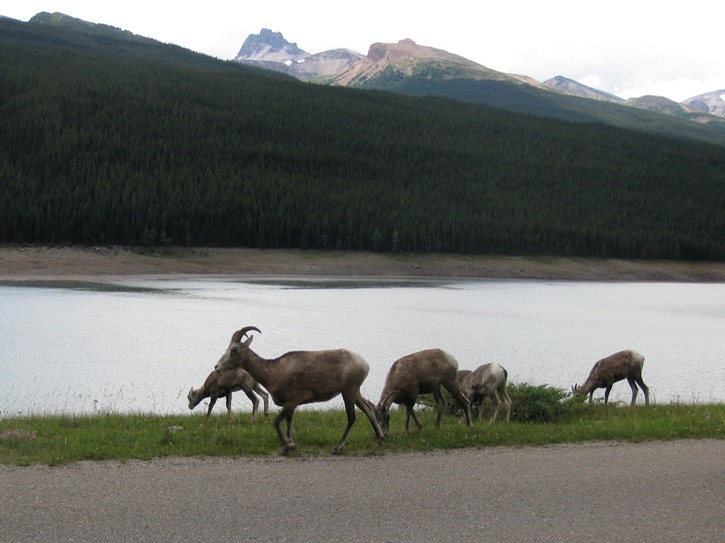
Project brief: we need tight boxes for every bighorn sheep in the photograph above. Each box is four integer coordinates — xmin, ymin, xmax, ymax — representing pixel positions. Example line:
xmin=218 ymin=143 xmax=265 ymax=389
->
xmin=572 ymin=349 xmax=650 ymax=406
xmin=457 ymin=369 xmax=472 ymax=384
xmin=187 ymin=367 xmax=269 ymax=422
xmin=375 ymin=349 xmax=473 ymax=435
xmin=213 ymin=326 xmax=385 ymax=455
xmin=460 ymin=363 xmax=512 ymax=424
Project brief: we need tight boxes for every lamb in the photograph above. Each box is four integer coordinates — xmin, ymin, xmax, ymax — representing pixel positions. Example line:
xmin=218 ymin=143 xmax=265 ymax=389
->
xmin=460 ymin=363 xmax=512 ymax=424
xmin=213 ymin=326 xmax=385 ymax=455
xmin=187 ymin=367 xmax=269 ymax=422
xmin=375 ymin=349 xmax=472 ymax=436
xmin=572 ymin=349 xmax=650 ymax=406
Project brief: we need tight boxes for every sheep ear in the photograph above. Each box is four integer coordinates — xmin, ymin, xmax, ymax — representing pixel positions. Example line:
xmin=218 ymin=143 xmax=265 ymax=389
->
xmin=243 ymin=334 xmax=254 ymax=347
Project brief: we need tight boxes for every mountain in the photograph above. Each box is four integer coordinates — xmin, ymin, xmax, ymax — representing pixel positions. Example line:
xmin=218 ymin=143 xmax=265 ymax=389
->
xmin=682 ymin=90 xmax=725 ymax=118
xmin=544 ymin=76 xmax=725 ymax=125
xmin=325 ymin=39 xmax=725 ymax=145
xmin=235 ymin=28 xmax=362 ymax=81
xmin=235 ymin=28 xmax=306 ymax=63
xmin=543 ymin=76 xmax=624 ymax=103
xmin=623 ymin=95 xmax=716 ymax=123
xmin=234 ymin=32 xmax=725 ymax=145
xmin=323 ymin=38 xmax=522 ymax=87
xmin=2 ymin=14 xmax=725 ymax=261
xmin=544 ymin=75 xmax=722 ymax=124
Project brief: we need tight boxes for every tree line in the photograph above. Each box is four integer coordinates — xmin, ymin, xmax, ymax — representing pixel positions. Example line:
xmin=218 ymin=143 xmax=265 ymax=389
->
xmin=1 ymin=17 xmax=724 ymax=260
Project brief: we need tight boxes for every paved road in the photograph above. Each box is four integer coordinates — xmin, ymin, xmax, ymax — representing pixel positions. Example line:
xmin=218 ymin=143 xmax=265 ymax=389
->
xmin=2 ymin=440 xmax=723 ymax=542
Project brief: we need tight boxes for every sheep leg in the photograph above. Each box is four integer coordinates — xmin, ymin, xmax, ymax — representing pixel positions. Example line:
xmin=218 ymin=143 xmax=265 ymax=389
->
xmin=254 ymin=384 xmax=270 ymax=422
xmin=635 ymin=377 xmax=650 ymax=406
xmin=459 ymin=394 xmax=479 ymax=424
xmin=355 ymin=394 xmax=385 ymax=445
xmin=476 ymin=393 xmax=485 ymax=423
xmin=224 ymin=393 xmax=234 ymax=421
xmin=403 ymin=404 xmax=412 ymax=432
xmin=443 ymin=383 xmax=473 ymax=427
xmin=626 ymin=377 xmax=639 ymax=406
xmin=604 ymin=385 xmax=613 ymax=405
xmin=274 ymin=405 xmax=297 ymax=455
xmin=331 ymin=393 xmax=358 ymax=455
xmin=409 ymin=407 xmax=424 ymax=431
xmin=404 ymin=400 xmax=423 ymax=432
xmin=488 ymin=391 xmax=501 ymax=425
xmin=433 ymin=388 xmax=446 ymax=430
xmin=242 ymin=390 xmax=260 ymax=422
xmin=206 ymin=397 xmax=217 ymax=417
xmin=501 ymin=387 xmax=512 ymax=422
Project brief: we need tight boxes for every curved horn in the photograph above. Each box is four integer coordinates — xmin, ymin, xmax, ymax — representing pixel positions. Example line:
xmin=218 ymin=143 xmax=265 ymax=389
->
xmin=231 ymin=326 xmax=261 ymax=343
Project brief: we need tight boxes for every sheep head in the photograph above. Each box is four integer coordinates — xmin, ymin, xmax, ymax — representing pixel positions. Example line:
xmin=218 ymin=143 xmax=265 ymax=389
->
xmin=214 ymin=326 xmax=260 ymax=373
xmin=375 ymin=406 xmax=391 ymax=436
xmin=187 ymin=387 xmax=202 ymax=409
xmin=571 ymin=383 xmax=594 ymax=404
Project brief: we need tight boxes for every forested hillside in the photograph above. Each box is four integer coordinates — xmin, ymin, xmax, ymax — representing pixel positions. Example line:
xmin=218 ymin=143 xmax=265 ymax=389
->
xmin=358 ymin=73 xmax=725 ymax=146
xmin=1 ymin=16 xmax=724 ymax=260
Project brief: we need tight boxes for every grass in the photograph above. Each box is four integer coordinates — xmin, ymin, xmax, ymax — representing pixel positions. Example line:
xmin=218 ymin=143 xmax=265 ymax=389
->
xmin=1 ymin=402 xmax=723 ymax=466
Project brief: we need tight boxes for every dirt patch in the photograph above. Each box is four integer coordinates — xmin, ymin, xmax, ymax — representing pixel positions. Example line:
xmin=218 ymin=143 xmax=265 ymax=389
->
xmin=2 ymin=246 xmax=725 ymax=282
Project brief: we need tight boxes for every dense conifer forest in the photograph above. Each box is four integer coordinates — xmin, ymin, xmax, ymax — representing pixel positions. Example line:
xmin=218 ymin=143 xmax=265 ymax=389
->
xmin=347 ymin=66 xmax=725 ymax=145
xmin=1 ymin=16 xmax=724 ymax=259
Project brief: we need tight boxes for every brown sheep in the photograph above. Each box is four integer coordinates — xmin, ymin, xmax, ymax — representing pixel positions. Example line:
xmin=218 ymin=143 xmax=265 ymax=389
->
xmin=214 ymin=326 xmax=384 ymax=455
xmin=572 ymin=349 xmax=650 ymax=406
xmin=188 ymin=367 xmax=269 ymax=422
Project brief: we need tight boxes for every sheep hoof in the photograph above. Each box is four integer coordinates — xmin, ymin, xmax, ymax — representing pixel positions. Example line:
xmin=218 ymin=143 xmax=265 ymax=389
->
xmin=331 ymin=446 xmax=344 ymax=455
xmin=281 ymin=442 xmax=297 ymax=455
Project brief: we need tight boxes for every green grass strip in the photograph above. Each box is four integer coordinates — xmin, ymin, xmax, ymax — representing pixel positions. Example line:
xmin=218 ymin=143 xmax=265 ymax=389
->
xmin=1 ymin=403 xmax=723 ymax=465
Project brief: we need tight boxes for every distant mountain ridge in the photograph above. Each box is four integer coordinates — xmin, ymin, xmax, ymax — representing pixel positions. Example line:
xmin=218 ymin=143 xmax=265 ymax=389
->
xmin=235 ymin=29 xmax=725 ymax=124
xmin=543 ymin=76 xmax=624 ymax=103
xmin=544 ymin=75 xmax=722 ymax=124
xmin=235 ymin=28 xmax=362 ymax=80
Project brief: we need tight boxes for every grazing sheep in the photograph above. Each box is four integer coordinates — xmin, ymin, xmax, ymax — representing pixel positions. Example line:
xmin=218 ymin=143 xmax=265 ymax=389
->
xmin=457 ymin=369 xmax=472 ymax=384
xmin=460 ymin=363 xmax=512 ymax=424
xmin=375 ymin=349 xmax=473 ymax=435
xmin=187 ymin=367 xmax=269 ymax=422
xmin=572 ymin=349 xmax=650 ymax=406
xmin=214 ymin=326 xmax=385 ymax=455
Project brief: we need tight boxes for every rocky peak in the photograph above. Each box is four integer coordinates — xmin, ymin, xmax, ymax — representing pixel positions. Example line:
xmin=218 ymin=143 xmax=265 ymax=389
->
xmin=235 ymin=28 xmax=306 ymax=63
xmin=367 ymin=38 xmax=421 ymax=62
xmin=233 ymin=29 xmax=363 ymax=81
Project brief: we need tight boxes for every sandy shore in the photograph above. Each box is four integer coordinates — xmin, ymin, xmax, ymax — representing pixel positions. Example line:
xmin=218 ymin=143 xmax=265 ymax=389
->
xmin=2 ymin=245 xmax=725 ymax=282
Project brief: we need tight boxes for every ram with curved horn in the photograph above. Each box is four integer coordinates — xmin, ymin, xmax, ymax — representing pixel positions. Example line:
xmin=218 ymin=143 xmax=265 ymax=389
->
xmin=214 ymin=326 xmax=385 ymax=455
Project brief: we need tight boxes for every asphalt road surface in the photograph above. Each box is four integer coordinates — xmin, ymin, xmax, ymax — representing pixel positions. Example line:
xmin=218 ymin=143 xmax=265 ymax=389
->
xmin=2 ymin=439 xmax=723 ymax=542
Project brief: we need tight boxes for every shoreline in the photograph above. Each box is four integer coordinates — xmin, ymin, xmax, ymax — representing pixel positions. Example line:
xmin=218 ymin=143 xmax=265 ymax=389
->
xmin=2 ymin=245 xmax=725 ymax=283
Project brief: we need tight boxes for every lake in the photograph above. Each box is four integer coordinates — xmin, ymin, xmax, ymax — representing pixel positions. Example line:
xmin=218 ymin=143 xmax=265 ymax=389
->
xmin=1 ymin=278 xmax=723 ymax=417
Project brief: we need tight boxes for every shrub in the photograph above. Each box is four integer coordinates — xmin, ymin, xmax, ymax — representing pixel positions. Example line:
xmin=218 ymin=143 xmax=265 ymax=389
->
xmin=424 ymin=381 xmax=572 ymax=423
xmin=507 ymin=382 xmax=571 ymax=423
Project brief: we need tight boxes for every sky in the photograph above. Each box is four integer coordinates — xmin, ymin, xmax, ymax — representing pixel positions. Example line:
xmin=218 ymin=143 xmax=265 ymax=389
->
xmin=2 ymin=0 xmax=724 ymax=103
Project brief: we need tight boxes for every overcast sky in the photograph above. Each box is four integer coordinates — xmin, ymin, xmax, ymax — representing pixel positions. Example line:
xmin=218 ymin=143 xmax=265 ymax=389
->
xmin=3 ymin=0 xmax=724 ymax=103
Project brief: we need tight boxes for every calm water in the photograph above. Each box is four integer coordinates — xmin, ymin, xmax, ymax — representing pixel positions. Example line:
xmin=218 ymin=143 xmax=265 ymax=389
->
xmin=1 ymin=279 xmax=724 ymax=417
